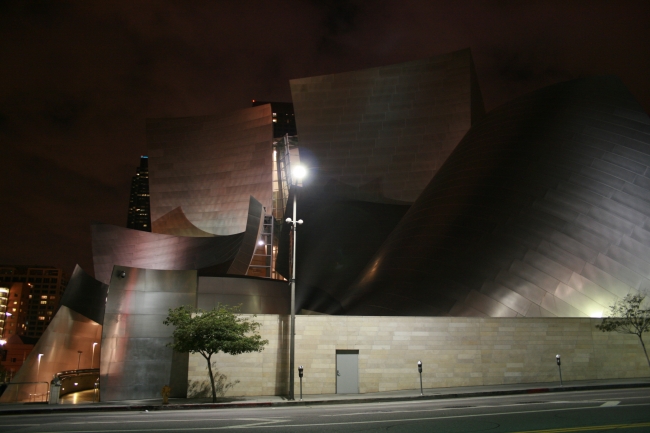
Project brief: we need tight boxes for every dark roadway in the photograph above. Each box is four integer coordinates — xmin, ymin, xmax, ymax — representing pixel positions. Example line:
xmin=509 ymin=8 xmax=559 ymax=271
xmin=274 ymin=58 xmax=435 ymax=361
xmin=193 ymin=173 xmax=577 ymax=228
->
xmin=2 ymin=388 xmax=649 ymax=432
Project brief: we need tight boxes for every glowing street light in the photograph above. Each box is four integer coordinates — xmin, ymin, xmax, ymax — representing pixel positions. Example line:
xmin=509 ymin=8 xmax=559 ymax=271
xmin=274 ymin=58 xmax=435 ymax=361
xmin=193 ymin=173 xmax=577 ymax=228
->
xmin=36 ymin=353 xmax=43 ymax=379
xmin=92 ymin=342 xmax=98 ymax=369
xmin=286 ymin=164 xmax=307 ymax=400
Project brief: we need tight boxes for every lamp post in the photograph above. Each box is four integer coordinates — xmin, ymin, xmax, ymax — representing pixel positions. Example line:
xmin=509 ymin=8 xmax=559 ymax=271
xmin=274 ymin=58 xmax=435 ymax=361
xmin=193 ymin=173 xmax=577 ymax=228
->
xmin=286 ymin=164 xmax=306 ymax=400
xmin=91 ymin=342 xmax=98 ymax=369
xmin=77 ymin=351 xmax=83 ymax=371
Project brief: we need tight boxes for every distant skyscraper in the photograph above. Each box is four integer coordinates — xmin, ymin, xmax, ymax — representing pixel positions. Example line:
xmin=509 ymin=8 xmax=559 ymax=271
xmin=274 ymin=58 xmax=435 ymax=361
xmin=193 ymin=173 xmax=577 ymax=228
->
xmin=127 ymin=156 xmax=151 ymax=231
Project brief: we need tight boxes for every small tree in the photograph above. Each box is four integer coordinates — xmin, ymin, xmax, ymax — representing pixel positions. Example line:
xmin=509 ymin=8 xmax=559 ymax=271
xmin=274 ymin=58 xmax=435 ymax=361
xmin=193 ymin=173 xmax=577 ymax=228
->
xmin=596 ymin=293 xmax=650 ymax=369
xmin=164 ymin=304 xmax=268 ymax=402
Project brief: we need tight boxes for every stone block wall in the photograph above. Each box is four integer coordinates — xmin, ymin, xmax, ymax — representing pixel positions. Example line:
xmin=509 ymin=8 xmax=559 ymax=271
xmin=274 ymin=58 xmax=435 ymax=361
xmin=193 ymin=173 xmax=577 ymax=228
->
xmin=187 ymin=315 xmax=649 ymax=397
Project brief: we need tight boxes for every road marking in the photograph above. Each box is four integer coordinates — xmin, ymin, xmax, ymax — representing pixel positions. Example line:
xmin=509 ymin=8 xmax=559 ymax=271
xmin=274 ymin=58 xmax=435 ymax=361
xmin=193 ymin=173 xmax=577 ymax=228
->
xmin=510 ymin=421 xmax=650 ymax=432
xmin=28 ymin=402 xmax=650 ymax=432
xmin=600 ymin=401 xmax=620 ymax=407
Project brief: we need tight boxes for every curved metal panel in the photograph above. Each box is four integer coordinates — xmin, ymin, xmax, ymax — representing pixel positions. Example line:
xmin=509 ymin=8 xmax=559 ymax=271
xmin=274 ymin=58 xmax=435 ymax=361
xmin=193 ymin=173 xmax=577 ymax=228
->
xmin=346 ymin=76 xmax=650 ymax=317
xmin=151 ymin=206 xmax=218 ymax=237
xmin=227 ymin=196 xmax=265 ymax=275
xmin=60 ymin=265 xmax=109 ymax=325
xmin=91 ymin=223 xmax=244 ymax=285
xmin=147 ymin=105 xmax=274 ymax=235
xmin=100 ymin=267 xmax=197 ymax=401
xmin=275 ymin=186 xmax=410 ymax=313
xmin=0 ymin=306 xmax=102 ymax=403
xmin=290 ymin=48 xmax=484 ymax=204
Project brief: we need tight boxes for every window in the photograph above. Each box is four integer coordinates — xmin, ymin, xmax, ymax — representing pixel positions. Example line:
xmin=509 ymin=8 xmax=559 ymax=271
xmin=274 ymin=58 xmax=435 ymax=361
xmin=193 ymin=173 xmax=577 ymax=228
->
xmin=40 ymin=295 xmax=47 ymax=299
xmin=40 ymin=301 xmax=47 ymax=305
xmin=38 ymin=316 xmax=45 ymax=320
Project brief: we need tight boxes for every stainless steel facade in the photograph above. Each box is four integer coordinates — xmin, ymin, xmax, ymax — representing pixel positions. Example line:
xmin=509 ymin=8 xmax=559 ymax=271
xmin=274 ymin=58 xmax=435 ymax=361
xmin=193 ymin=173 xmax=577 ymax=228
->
xmin=147 ymin=206 xmax=217 ymax=237
xmin=100 ymin=267 xmax=197 ymax=401
xmin=91 ymin=196 xmax=265 ymax=284
xmin=147 ymin=105 xmax=274 ymax=236
xmin=290 ymin=48 xmax=484 ymax=204
xmin=343 ymin=76 xmax=650 ymax=318
xmin=60 ymin=265 xmax=109 ymax=325
xmin=197 ymin=276 xmax=290 ymax=314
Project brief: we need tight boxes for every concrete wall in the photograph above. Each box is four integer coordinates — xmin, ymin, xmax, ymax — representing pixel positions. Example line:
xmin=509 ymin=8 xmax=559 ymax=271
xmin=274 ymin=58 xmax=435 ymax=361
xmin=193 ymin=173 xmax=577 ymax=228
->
xmin=188 ymin=315 xmax=649 ymax=397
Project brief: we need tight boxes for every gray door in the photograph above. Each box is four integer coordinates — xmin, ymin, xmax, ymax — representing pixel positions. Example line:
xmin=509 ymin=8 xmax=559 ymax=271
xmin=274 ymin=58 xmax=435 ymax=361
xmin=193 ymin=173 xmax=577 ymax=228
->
xmin=336 ymin=350 xmax=359 ymax=394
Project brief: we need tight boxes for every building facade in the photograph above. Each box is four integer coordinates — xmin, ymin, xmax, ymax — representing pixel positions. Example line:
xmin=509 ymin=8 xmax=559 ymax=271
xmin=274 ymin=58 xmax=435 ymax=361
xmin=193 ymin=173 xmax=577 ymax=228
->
xmin=5 ymin=49 xmax=650 ymax=402
xmin=0 ymin=266 xmax=67 ymax=339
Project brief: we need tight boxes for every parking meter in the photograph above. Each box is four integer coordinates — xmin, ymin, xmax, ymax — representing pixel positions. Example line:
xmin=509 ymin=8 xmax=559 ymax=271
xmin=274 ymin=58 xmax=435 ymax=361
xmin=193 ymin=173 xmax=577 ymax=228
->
xmin=298 ymin=365 xmax=304 ymax=401
xmin=417 ymin=360 xmax=423 ymax=395
xmin=556 ymin=354 xmax=561 ymax=366
xmin=556 ymin=354 xmax=563 ymax=386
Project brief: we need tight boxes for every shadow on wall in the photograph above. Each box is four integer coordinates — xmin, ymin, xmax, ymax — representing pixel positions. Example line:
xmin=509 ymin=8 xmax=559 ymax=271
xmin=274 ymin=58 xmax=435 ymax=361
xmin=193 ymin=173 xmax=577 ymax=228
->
xmin=187 ymin=365 xmax=240 ymax=400
xmin=275 ymin=314 xmax=290 ymax=396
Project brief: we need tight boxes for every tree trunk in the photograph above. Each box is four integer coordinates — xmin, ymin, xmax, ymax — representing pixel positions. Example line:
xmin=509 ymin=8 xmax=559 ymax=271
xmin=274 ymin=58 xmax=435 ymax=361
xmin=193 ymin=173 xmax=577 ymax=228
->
xmin=205 ymin=354 xmax=217 ymax=403
xmin=638 ymin=334 xmax=650 ymax=369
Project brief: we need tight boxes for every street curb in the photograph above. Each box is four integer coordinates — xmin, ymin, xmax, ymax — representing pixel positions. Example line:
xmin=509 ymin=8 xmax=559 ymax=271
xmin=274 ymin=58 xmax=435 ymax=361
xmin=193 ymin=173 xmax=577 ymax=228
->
xmin=1 ymin=382 xmax=649 ymax=416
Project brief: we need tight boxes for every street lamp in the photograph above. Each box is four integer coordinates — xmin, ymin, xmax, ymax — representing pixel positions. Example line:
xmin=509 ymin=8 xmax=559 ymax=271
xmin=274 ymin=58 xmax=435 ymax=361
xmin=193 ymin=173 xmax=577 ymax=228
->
xmin=36 ymin=353 xmax=43 ymax=380
xmin=77 ymin=351 xmax=83 ymax=371
xmin=92 ymin=342 xmax=98 ymax=369
xmin=286 ymin=164 xmax=307 ymax=400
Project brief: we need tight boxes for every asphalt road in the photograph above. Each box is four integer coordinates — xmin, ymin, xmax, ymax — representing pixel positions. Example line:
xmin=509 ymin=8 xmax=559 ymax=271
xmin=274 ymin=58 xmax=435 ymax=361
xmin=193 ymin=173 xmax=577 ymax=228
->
xmin=2 ymin=388 xmax=650 ymax=432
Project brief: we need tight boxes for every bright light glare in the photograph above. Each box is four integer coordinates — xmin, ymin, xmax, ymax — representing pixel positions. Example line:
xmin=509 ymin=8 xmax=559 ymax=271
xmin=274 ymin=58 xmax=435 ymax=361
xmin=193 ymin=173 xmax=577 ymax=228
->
xmin=258 ymin=240 xmax=264 ymax=246
xmin=292 ymin=165 xmax=307 ymax=180
xmin=0 ymin=339 xmax=6 ymax=346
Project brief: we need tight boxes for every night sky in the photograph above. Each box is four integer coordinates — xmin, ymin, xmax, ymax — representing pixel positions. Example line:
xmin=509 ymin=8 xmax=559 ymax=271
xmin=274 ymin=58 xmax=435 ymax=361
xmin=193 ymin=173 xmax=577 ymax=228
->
xmin=1 ymin=0 xmax=649 ymax=278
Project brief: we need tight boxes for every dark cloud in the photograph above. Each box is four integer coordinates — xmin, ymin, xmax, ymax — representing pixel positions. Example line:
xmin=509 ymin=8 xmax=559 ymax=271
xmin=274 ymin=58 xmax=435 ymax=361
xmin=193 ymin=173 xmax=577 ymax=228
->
xmin=1 ymin=0 xmax=649 ymax=276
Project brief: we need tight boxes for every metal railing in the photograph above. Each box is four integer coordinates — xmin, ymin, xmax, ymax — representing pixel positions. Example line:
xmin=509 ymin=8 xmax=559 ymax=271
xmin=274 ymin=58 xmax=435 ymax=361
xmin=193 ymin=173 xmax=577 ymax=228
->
xmin=0 ymin=381 xmax=50 ymax=403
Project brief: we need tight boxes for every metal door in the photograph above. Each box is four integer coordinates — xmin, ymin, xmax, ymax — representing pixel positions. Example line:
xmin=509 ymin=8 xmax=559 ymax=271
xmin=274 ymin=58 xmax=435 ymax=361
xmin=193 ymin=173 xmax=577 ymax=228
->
xmin=336 ymin=350 xmax=359 ymax=394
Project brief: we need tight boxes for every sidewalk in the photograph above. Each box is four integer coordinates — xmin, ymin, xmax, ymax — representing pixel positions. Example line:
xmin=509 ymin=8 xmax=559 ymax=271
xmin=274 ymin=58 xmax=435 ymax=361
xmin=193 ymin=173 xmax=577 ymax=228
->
xmin=1 ymin=378 xmax=649 ymax=416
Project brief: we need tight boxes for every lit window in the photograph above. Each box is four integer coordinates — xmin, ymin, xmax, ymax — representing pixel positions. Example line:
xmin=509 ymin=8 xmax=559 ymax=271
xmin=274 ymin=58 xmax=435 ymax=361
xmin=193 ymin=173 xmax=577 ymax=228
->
xmin=49 ymin=296 xmax=55 ymax=300
xmin=41 ymin=295 xmax=47 ymax=299
xmin=40 ymin=301 xmax=47 ymax=304
xmin=273 ymin=119 xmax=277 ymax=123
xmin=38 ymin=316 xmax=45 ymax=320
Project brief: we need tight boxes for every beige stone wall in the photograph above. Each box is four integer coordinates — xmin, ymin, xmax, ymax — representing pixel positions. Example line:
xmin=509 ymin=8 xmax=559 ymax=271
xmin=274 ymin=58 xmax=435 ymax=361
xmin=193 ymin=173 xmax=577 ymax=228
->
xmin=187 ymin=315 xmax=289 ymax=398
xmin=187 ymin=315 xmax=649 ymax=397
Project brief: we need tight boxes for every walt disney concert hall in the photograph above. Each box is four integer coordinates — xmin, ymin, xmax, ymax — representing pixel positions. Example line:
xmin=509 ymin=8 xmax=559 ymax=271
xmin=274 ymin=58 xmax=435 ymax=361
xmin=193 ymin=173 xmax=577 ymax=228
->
xmin=4 ymin=48 xmax=650 ymax=402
